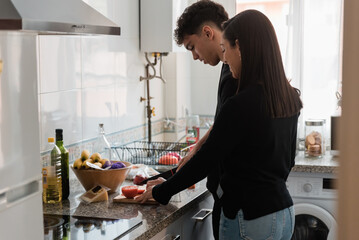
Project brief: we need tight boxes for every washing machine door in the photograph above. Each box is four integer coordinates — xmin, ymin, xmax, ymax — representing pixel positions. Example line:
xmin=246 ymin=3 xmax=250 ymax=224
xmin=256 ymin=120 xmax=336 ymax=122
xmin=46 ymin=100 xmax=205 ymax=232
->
xmin=292 ymin=203 xmax=337 ymax=240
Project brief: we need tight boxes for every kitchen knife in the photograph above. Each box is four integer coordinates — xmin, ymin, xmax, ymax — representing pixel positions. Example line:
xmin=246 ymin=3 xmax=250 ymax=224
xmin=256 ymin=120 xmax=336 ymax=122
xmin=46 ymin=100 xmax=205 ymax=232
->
xmin=140 ymin=167 xmax=178 ymax=185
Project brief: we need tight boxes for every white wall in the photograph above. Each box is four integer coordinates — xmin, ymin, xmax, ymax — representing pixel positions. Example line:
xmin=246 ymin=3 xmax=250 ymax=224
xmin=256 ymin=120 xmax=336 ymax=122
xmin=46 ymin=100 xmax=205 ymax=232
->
xmin=189 ymin=0 xmax=236 ymax=117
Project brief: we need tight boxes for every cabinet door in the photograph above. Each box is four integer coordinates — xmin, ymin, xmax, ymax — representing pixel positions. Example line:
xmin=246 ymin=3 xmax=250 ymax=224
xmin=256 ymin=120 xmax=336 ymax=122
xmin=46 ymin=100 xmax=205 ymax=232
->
xmin=150 ymin=194 xmax=215 ymax=240
xmin=181 ymin=195 xmax=215 ymax=240
xmin=150 ymin=219 xmax=182 ymax=240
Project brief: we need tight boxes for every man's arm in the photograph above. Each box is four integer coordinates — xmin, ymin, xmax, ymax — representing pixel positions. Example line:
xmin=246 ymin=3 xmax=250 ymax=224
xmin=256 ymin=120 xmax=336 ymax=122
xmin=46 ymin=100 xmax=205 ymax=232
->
xmin=177 ymin=125 xmax=213 ymax=170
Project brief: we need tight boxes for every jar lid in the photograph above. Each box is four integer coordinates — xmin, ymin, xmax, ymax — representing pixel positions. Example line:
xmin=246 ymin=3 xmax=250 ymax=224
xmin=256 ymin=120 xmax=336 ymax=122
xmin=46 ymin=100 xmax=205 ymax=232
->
xmin=305 ymin=120 xmax=324 ymax=126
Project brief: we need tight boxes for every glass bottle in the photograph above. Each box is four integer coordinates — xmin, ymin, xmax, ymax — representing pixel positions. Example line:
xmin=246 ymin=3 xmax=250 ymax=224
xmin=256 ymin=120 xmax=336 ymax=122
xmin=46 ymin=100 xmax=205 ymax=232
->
xmin=42 ymin=137 xmax=62 ymax=203
xmin=94 ymin=123 xmax=115 ymax=160
xmin=305 ymin=120 xmax=325 ymax=158
xmin=56 ymin=129 xmax=69 ymax=200
xmin=186 ymin=115 xmax=200 ymax=145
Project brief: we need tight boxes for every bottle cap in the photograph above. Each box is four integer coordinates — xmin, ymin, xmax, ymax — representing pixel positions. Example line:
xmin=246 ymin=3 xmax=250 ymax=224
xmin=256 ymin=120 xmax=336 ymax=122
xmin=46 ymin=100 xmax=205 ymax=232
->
xmin=48 ymin=137 xmax=55 ymax=143
xmin=55 ymin=129 xmax=63 ymax=141
xmin=99 ymin=123 xmax=104 ymax=128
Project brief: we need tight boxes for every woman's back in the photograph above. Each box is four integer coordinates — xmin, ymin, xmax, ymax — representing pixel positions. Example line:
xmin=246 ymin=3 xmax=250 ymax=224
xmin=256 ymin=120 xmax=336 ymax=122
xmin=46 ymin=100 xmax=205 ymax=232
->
xmin=212 ymin=84 xmax=298 ymax=220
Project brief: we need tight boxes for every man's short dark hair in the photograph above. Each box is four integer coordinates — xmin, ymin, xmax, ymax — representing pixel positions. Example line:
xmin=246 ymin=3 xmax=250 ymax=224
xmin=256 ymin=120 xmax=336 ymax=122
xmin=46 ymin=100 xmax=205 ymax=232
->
xmin=174 ymin=0 xmax=229 ymax=46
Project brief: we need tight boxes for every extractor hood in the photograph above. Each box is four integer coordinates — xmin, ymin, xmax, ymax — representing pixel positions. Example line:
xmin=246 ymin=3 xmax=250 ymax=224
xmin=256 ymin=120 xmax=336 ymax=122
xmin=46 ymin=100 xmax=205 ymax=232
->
xmin=0 ymin=0 xmax=121 ymax=35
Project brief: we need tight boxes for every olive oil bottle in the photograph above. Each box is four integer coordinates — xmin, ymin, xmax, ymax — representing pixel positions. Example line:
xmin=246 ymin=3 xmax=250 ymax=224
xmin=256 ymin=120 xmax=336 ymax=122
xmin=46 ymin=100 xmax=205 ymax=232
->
xmin=56 ymin=129 xmax=70 ymax=200
xmin=42 ymin=137 xmax=62 ymax=203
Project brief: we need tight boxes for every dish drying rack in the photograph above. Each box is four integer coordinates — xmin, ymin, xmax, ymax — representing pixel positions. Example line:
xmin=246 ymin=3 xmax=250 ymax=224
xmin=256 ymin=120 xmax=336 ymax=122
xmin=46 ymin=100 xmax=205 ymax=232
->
xmin=113 ymin=141 xmax=191 ymax=171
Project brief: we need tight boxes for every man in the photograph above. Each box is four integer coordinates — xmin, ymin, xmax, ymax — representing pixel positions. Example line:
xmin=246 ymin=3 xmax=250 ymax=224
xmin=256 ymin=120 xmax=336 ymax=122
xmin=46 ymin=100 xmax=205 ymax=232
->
xmin=175 ymin=1 xmax=238 ymax=239
xmin=140 ymin=1 xmax=237 ymax=239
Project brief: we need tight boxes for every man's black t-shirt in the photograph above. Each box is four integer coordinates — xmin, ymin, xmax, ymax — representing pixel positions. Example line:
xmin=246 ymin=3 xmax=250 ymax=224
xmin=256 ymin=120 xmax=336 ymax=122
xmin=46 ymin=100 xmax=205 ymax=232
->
xmin=207 ymin=64 xmax=238 ymax=196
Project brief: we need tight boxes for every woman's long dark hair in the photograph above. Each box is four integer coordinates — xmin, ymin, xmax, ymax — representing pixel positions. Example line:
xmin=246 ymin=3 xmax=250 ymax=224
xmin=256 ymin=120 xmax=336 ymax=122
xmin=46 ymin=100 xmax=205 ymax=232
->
xmin=223 ymin=10 xmax=303 ymax=118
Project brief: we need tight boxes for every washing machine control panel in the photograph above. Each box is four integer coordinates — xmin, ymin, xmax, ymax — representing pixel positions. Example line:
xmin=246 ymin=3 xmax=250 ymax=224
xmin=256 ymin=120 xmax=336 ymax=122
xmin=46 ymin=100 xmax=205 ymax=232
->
xmin=286 ymin=176 xmax=336 ymax=199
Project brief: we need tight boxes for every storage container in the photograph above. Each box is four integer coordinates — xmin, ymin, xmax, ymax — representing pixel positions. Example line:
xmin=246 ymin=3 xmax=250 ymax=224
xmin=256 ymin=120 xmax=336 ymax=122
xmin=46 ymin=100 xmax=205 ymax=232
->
xmin=305 ymin=120 xmax=325 ymax=158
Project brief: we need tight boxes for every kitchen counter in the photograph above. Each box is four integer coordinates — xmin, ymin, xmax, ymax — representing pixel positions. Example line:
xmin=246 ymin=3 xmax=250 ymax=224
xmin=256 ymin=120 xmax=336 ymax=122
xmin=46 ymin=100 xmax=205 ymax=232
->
xmin=43 ymin=177 xmax=210 ymax=240
xmin=292 ymin=151 xmax=339 ymax=174
xmin=43 ymin=153 xmax=338 ymax=239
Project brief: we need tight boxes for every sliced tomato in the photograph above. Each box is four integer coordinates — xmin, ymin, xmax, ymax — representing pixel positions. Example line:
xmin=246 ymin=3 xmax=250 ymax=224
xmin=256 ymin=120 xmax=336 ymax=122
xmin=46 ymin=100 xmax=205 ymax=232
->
xmin=121 ymin=186 xmax=138 ymax=198
xmin=137 ymin=188 xmax=145 ymax=194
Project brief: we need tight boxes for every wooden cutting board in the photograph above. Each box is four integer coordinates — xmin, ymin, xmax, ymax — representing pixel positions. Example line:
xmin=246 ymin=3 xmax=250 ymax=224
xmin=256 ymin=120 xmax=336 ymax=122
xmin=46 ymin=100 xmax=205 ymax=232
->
xmin=113 ymin=194 xmax=158 ymax=204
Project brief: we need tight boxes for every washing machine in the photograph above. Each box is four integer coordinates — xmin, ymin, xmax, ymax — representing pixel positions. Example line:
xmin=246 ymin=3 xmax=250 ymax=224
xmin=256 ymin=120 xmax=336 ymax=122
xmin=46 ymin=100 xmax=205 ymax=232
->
xmin=287 ymin=171 xmax=337 ymax=240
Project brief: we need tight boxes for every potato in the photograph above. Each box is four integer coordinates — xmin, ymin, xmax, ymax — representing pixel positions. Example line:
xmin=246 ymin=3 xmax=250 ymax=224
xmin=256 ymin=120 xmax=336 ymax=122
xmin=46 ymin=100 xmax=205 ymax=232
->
xmin=73 ymin=158 xmax=83 ymax=169
xmin=81 ymin=150 xmax=90 ymax=161
xmin=81 ymin=159 xmax=92 ymax=169
xmin=90 ymin=153 xmax=101 ymax=163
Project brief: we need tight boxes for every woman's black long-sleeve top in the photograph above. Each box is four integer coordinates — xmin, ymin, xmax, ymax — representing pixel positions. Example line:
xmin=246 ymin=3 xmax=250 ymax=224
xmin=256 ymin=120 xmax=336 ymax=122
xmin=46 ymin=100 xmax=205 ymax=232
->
xmin=152 ymin=84 xmax=299 ymax=220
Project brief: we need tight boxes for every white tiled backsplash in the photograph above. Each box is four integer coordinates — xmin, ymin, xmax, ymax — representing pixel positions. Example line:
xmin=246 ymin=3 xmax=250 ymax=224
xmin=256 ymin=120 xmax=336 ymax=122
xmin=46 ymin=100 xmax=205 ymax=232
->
xmin=37 ymin=1 xmax=218 ymax=164
xmin=36 ymin=34 xmax=214 ymax=163
xmin=38 ymin=34 xmax=160 ymax=158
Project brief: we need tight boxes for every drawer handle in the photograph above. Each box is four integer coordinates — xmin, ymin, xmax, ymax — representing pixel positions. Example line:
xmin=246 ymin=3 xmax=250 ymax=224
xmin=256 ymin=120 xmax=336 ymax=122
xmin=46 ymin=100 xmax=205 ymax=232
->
xmin=172 ymin=235 xmax=180 ymax=240
xmin=192 ymin=208 xmax=213 ymax=221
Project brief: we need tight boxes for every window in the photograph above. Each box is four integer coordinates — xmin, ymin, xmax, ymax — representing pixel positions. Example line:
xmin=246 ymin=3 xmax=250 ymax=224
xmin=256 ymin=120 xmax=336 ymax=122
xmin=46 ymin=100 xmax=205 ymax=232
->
xmin=236 ymin=0 xmax=343 ymax=140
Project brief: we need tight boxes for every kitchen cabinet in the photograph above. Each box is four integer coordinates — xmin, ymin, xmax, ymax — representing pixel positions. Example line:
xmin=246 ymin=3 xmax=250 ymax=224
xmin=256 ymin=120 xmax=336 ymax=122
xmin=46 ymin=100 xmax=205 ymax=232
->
xmin=150 ymin=194 xmax=214 ymax=240
xmin=181 ymin=194 xmax=214 ymax=240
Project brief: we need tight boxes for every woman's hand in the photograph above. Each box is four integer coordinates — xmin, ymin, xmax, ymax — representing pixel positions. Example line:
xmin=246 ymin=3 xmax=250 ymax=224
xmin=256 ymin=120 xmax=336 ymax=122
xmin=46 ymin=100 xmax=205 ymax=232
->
xmin=135 ymin=185 xmax=154 ymax=203
xmin=146 ymin=177 xmax=165 ymax=190
xmin=135 ymin=177 xmax=166 ymax=203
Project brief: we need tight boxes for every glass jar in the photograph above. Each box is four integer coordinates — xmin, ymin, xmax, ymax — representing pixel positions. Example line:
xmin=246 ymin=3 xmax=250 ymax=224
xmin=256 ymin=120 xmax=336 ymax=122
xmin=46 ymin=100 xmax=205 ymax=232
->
xmin=186 ymin=115 xmax=200 ymax=145
xmin=305 ymin=120 xmax=325 ymax=158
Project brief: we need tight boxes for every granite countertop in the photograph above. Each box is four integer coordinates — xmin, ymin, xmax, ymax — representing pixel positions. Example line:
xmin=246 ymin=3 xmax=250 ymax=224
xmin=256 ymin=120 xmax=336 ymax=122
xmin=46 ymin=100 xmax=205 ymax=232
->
xmin=43 ymin=176 xmax=210 ymax=240
xmin=43 ymin=153 xmax=339 ymax=239
xmin=292 ymin=151 xmax=339 ymax=174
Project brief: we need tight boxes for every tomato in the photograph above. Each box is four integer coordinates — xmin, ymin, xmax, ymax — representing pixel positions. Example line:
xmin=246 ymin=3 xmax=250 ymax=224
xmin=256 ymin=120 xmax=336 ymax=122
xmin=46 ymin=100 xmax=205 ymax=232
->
xmin=188 ymin=184 xmax=195 ymax=189
xmin=133 ymin=174 xmax=147 ymax=185
xmin=158 ymin=155 xmax=179 ymax=165
xmin=137 ymin=188 xmax=145 ymax=194
xmin=167 ymin=152 xmax=181 ymax=161
xmin=121 ymin=186 xmax=138 ymax=198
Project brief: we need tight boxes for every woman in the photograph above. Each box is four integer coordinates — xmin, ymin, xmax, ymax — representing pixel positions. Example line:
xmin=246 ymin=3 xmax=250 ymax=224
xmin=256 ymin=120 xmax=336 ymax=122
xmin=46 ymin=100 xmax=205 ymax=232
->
xmin=137 ymin=10 xmax=302 ymax=240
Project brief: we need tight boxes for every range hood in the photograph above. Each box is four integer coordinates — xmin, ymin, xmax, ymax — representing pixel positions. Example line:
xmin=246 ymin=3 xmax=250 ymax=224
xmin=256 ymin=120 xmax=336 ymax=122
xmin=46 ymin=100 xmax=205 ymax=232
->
xmin=0 ymin=0 xmax=121 ymax=35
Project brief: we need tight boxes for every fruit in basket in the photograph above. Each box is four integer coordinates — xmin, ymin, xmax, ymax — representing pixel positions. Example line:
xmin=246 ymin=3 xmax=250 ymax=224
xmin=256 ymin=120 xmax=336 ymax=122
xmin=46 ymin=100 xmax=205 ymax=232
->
xmin=159 ymin=154 xmax=179 ymax=165
xmin=121 ymin=186 xmax=139 ymax=199
xmin=110 ymin=162 xmax=126 ymax=169
xmin=90 ymin=153 xmax=101 ymax=163
xmin=81 ymin=150 xmax=90 ymax=161
xmin=72 ymin=160 xmax=132 ymax=193
xmin=102 ymin=160 xmax=112 ymax=169
xmin=82 ymin=159 xmax=92 ymax=169
xmin=99 ymin=158 xmax=109 ymax=165
xmin=73 ymin=158 xmax=83 ymax=169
